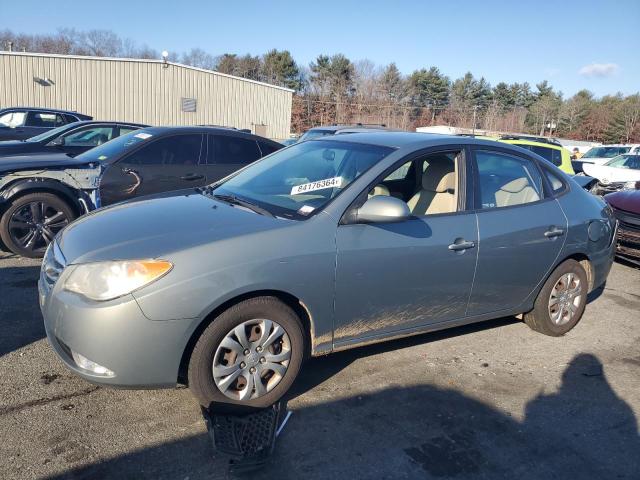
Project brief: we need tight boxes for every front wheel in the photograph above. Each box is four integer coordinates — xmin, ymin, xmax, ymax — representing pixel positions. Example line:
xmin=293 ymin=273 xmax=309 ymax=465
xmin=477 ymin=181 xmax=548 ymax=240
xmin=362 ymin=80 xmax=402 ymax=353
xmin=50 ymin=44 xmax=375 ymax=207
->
xmin=524 ymin=259 xmax=588 ymax=336
xmin=0 ymin=192 xmax=75 ymax=258
xmin=188 ymin=297 xmax=305 ymax=409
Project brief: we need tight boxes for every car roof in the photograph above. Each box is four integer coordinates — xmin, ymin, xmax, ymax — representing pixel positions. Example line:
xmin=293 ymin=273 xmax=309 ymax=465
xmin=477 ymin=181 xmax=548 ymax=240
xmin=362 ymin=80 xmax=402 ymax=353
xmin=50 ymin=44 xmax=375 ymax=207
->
xmin=308 ymin=131 xmax=500 ymax=149
xmin=137 ymin=125 xmax=280 ymax=142
xmin=0 ymin=106 xmax=89 ymax=116
xmin=500 ymin=138 xmax=565 ymax=150
xmin=307 ymin=124 xmax=389 ymax=133
xmin=66 ymin=120 xmax=149 ymax=128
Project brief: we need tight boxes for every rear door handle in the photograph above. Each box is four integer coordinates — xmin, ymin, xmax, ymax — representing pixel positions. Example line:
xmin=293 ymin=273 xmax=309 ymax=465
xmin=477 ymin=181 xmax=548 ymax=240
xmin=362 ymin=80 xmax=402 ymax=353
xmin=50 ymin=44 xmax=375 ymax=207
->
xmin=448 ymin=239 xmax=476 ymax=251
xmin=181 ymin=174 xmax=205 ymax=181
xmin=544 ymin=227 xmax=565 ymax=238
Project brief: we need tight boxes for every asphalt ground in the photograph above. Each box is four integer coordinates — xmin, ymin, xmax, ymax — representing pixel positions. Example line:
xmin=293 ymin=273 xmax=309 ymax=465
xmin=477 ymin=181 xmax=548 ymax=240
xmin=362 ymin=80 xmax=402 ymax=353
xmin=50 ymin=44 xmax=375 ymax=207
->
xmin=1 ymin=250 xmax=639 ymax=480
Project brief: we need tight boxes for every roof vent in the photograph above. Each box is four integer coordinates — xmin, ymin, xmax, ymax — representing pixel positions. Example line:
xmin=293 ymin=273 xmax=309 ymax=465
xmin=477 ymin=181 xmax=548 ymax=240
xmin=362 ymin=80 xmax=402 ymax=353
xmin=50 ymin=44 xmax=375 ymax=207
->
xmin=181 ymin=97 xmax=197 ymax=113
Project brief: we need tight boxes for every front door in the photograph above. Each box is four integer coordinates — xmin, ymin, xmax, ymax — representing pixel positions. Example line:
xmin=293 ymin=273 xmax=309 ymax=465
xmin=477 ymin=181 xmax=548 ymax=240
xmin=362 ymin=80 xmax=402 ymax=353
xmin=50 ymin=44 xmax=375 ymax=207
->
xmin=466 ymin=148 xmax=567 ymax=316
xmin=333 ymin=149 xmax=478 ymax=346
xmin=202 ymin=134 xmax=263 ymax=183
xmin=99 ymin=133 xmax=206 ymax=206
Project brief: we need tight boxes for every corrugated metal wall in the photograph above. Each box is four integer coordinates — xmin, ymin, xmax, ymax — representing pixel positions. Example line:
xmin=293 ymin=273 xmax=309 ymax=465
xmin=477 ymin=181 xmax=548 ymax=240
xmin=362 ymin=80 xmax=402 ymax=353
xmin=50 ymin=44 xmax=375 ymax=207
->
xmin=0 ymin=52 xmax=293 ymax=139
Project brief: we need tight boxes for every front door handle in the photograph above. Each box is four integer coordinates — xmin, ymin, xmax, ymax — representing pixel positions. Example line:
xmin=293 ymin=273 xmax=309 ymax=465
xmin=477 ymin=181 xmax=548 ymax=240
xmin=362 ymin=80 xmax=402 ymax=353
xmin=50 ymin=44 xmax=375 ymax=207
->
xmin=448 ymin=239 xmax=476 ymax=251
xmin=181 ymin=173 xmax=205 ymax=181
xmin=544 ymin=227 xmax=565 ymax=238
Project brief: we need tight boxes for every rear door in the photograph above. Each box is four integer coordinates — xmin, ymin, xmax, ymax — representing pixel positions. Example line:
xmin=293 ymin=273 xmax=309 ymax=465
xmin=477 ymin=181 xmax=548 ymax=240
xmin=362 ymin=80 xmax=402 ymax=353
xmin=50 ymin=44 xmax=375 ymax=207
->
xmin=466 ymin=147 xmax=567 ymax=316
xmin=203 ymin=134 xmax=263 ymax=182
xmin=99 ymin=133 xmax=206 ymax=205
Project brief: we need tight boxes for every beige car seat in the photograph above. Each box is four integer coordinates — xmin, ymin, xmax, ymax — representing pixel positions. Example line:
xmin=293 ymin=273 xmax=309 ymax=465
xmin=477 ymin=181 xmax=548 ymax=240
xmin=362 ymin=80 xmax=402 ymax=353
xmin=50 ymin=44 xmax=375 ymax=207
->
xmin=368 ymin=184 xmax=390 ymax=198
xmin=407 ymin=160 xmax=456 ymax=215
xmin=495 ymin=178 xmax=539 ymax=207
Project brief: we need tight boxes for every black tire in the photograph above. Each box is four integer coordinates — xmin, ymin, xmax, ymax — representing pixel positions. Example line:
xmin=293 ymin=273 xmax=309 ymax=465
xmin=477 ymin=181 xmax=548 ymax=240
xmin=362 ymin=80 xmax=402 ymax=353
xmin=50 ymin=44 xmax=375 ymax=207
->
xmin=524 ymin=259 xmax=588 ymax=336
xmin=0 ymin=192 xmax=76 ymax=258
xmin=188 ymin=296 xmax=305 ymax=410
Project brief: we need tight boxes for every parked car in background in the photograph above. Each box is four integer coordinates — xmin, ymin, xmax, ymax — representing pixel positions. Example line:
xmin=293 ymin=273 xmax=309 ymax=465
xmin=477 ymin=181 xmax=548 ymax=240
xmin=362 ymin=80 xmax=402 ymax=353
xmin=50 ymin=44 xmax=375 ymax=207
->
xmin=297 ymin=124 xmax=390 ymax=142
xmin=38 ymin=132 xmax=615 ymax=409
xmin=498 ymin=135 xmax=575 ymax=174
xmin=0 ymin=107 xmax=92 ymax=141
xmin=582 ymin=154 xmax=640 ymax=195
xmin=0 ymin=126 xmax=283 ymax=257
xmin=605 ymin=189 xmax=640 ymax=265
xmin=573 ymin=144 xmax=640 ymax=173
xmin=0 ymin=121 xmax=147 ymax=157
xmin=276 ymin=138 xmax=298 ymax=146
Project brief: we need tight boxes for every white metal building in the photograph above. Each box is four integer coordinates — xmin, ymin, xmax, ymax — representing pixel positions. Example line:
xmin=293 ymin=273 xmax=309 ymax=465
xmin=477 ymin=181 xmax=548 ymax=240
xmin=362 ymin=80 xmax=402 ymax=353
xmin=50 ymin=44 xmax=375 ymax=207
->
xmin=0 ymin=52 xmax=293 ymax=139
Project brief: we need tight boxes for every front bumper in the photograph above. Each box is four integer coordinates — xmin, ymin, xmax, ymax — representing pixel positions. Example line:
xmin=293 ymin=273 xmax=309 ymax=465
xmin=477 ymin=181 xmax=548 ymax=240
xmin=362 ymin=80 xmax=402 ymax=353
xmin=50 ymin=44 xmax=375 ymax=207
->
xmin=39 ymin=272 xmax=194 ymax=388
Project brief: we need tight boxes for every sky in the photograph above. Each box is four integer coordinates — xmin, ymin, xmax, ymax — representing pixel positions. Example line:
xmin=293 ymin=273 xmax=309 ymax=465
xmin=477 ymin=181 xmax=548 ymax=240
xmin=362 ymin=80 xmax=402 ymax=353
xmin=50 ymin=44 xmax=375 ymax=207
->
xmin=2 ymin=0 xmax=639 ymax=97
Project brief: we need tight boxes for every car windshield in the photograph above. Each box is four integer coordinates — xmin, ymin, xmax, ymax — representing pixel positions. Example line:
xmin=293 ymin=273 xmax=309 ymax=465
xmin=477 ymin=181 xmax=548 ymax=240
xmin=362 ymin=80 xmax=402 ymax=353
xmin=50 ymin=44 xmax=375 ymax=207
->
xmin=582 ymin=146 xmax=631 ymax=159
xmin=298 ymin=129 xmax=335 ymax=142
xmin=25 ymin=122 xmax=79 ymax=143
xmin=605 ymin=154 xmax=640 ymax=169
xmin=75 ymin=130 xmax=153 ymax=162
xmin=212 ymin=139 xmax=395 ymax=219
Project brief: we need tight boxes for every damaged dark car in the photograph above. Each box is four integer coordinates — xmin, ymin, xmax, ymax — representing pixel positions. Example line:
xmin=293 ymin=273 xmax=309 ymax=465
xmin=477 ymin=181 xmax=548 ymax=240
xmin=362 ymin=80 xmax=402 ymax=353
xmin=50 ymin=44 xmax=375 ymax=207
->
xmin=0 ymin=126 xmax=283 ymax=257
xmin=605 ymin=189 xmax=640 ymax=265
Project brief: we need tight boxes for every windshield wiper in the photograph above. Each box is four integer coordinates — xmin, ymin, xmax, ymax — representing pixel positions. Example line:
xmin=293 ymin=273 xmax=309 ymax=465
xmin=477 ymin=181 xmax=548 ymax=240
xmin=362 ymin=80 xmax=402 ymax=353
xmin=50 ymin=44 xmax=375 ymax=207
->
xmin=212 ymin=194 xmax=275 ymax=218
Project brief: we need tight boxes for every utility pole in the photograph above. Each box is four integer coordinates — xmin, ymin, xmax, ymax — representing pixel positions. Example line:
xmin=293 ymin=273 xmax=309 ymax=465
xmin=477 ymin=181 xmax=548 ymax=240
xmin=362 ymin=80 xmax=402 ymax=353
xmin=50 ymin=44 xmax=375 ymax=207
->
xmin=472 ymin=105 xmax=478 ymax=136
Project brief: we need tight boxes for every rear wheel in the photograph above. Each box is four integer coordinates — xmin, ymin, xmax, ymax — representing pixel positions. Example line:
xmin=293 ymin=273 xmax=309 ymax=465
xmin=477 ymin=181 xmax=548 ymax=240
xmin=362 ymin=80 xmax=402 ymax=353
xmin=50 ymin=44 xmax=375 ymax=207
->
xmin=0 ymin=192 xmax=75 ymax=258
xmin=188 ymin=297 xmax=304 ymax=409
xmin=524 ymin=259 xmax=588 ymax=336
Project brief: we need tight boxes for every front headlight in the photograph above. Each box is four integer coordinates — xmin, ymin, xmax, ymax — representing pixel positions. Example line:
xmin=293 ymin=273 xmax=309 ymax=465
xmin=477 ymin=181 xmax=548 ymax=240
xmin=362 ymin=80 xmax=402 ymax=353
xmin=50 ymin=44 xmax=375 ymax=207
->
xmin=64 ymin=260 xmax=173 ymax=301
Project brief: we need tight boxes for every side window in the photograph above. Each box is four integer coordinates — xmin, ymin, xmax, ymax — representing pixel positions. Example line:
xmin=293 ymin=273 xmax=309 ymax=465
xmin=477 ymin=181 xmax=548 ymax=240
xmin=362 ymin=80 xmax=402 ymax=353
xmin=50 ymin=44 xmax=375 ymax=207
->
xmin=55 ymin=114 xmax=66 ymax=127
xmin=258 ymin=141 xmax=281 ymax=156
xmin=64 ymin=114 xmax=79 ymax=124
xmin=63 ymin=127 xmax=114 ymax=146
xmin=0 ymin=111 xmax=27 ymax=127
xmin=542 ymin=168 xmax=567 ymax=195
xmin=475 ymin=150 xmax=543 ymax=209
xmin=118 ymin=126 xmax=139 ymax=136
xmin=384 ymin=161 xmax=412 ymax=181
xmin=25 ymin=112 xmax=59 ymax=128
xmin=125 ymin=134 xmax=203 ymax=166
xmin=372 ymin=152 xmax=460 ymax=216
xmin=211 ymin=135 xmax=261 ymax=165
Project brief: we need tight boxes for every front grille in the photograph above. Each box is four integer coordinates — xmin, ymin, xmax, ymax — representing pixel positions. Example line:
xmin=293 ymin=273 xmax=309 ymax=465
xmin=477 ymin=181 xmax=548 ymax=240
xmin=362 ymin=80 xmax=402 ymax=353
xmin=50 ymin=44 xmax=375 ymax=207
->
xmin=611 ymin=206 xmax=640 ymax=233
xmin=593 ymin=182 xmax=625 ymax=195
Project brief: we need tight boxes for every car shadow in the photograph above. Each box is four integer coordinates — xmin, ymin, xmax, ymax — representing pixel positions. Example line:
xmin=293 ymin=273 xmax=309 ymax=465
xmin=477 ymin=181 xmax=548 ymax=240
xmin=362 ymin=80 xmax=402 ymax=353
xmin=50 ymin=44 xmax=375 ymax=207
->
xmin=287 ymin=316 xmax=519 ymax=401
xmin=0 ymin=265 xmax=45 ymax=357
xmin=48 ymin=353 xmax=639 ymax=479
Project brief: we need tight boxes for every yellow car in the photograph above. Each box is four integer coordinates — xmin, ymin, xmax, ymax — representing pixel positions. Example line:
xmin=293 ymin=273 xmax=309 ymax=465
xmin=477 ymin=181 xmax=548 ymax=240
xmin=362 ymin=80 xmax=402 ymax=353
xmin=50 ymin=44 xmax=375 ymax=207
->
xmin=498 ymin=136 xmax=575 ymax=175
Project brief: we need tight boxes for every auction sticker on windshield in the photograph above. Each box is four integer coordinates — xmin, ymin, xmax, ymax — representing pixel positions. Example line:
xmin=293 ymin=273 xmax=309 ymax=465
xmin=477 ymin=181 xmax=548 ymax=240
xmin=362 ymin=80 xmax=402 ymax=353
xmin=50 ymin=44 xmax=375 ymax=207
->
xmin=291 ymin=177 xmax=343 ymax=195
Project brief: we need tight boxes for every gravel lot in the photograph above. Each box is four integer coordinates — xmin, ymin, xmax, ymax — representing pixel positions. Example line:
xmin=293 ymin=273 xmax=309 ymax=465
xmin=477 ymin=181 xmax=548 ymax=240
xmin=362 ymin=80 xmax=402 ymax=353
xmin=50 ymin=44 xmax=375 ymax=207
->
xmin=1 ymin=250 xmax=639 ymax=480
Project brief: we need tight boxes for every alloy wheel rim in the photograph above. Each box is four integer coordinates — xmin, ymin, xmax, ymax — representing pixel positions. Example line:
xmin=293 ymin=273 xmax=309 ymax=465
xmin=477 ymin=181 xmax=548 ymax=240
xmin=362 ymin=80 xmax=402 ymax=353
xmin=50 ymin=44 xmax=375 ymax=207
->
xmin=548 ymin=272 xmax=583 ymax=326
xmin=8 ymin=201 xmax=69 ymax=255
xmin=212 ymin=319 xmax=291 ymax=401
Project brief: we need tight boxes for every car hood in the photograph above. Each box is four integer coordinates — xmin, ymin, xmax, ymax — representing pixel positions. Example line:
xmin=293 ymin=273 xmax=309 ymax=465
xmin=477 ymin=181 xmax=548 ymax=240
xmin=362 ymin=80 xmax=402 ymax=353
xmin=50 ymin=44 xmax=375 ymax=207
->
xmin=582 ymin=163 xmax=640 ymax=183
xmin=605 ymin=190 xmax=640 ymax=214
xmin=0 ymin=141 xmax=46 ymax=157
xmin=58 ymin=189 xmax=292 ymax=264
xmin=0 ymin=152 xmax=89 ymax=172
xmin=579 ymin=157 xmax=613 ymax=166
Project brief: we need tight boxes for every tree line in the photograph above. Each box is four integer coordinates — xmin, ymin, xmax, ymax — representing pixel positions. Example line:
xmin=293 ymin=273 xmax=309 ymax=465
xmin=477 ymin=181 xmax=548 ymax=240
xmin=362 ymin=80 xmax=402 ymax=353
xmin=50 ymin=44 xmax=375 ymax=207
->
xmin=2 ymin=28 xmax=639 ymax=142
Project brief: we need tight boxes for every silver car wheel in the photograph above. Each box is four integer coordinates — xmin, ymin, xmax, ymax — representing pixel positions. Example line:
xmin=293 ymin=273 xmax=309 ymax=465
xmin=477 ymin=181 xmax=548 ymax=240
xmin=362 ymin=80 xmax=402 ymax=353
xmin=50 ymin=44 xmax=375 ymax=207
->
xmin=212 ymin=319 xmax=291 ymax=401
xmin=548 ymin=272 xmax=583 ymax=326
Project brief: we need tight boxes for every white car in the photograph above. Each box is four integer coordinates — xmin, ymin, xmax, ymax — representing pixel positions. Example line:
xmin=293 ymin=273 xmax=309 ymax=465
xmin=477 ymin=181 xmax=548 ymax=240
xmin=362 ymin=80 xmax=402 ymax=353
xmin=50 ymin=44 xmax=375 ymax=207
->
xmin=583 ymin=154 xmax=640 ymax=195
xmin=578 ymin=144 xmax=640 ymax=167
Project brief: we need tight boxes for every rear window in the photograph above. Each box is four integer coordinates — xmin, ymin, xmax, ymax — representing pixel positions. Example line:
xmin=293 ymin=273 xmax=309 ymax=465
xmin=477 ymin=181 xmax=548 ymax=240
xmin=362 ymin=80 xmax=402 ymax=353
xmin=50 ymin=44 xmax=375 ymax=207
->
xmin=258 ymin=141 xmax=282 ymax=156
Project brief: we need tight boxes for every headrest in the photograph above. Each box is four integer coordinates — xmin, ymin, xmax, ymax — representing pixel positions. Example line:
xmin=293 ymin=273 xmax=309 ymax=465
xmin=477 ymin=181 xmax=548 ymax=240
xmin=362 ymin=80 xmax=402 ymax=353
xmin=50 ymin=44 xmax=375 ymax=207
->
xmin=369 ymin=184 xmax=390 ymax=197
xmin=422 ymin=159 xmax=455 ymax=192
xmin=499 ymin=178 xmax=530 ymax=193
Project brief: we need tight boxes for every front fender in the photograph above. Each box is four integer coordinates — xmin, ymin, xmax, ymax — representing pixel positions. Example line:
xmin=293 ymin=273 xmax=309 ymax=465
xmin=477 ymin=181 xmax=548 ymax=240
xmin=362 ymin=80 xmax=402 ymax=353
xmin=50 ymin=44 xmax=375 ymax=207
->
xmin=0 ymin=177 xmax=93 ymax=214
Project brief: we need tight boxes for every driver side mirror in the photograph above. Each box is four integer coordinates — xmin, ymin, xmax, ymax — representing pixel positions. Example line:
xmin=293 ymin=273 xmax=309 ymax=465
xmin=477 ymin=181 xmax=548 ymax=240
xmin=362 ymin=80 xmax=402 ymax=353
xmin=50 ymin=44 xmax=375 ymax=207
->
xmin=351 ymin=195 xmax=411 ymax=224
